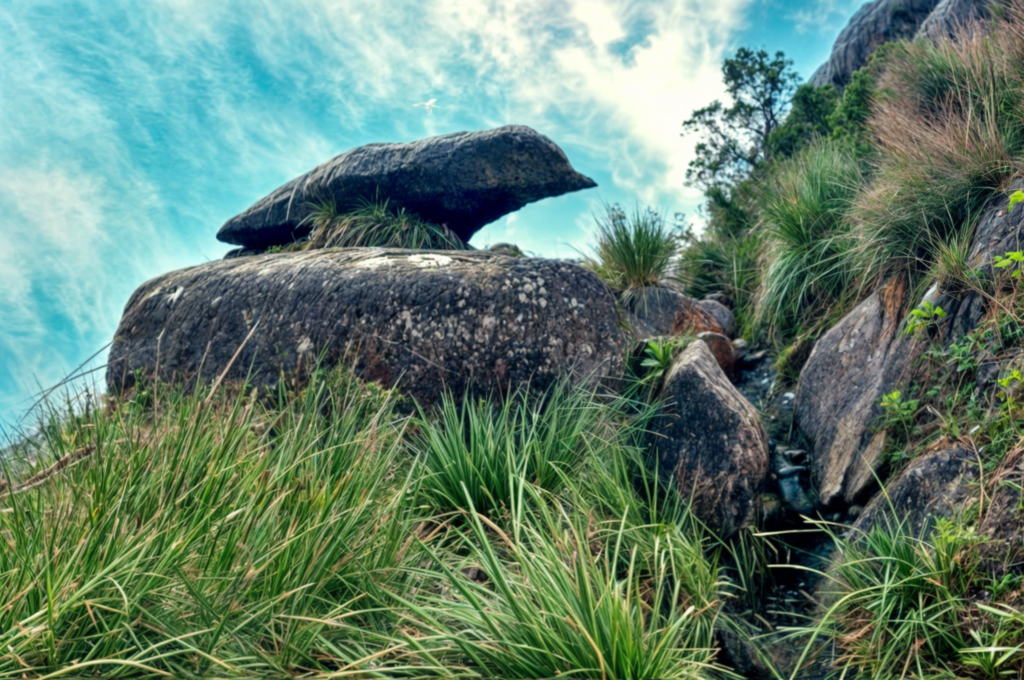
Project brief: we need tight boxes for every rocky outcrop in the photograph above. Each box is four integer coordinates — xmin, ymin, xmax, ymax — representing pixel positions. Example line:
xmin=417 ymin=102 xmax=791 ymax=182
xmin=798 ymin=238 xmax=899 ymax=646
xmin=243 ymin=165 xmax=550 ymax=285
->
xmin=106 ymin=249 xmax=626 ymax=405
xmin=622 ymin=286 xmax=725 ymax=338
xmin=796 ymin=188 xmax=1024 ymax=509
xmin=915 ymin=0 xmax=991 ymax=39
xmin=809 ymin=0 xmax=940 ymax=89
xmin=696 ymin=332 xmax=736 ymax=379
xmin=217 ymin=125 xmax=596 ymax=249
xmin=648 ymin=342 xmax=769 ymax=538
xmin=978 ymin=449 xmax=1024 ymax=571
xmin=852 ymin=447 xmax=978 ymax=536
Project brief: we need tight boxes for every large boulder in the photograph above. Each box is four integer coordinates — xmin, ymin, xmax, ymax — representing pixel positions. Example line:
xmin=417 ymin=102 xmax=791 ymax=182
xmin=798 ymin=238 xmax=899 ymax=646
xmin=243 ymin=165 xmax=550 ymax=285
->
xmin=217 ymin=125 xmax=596 ymax=249
xmin=106 ymin=249 xmax=626 ymax=405
xmin=809 ymin=0 xmax=940 ymax=89
xmin=648 ymin=342 xmax=769 ymax=538
xmin=796 ymin=188 xmax=1024 ymax=508
xmin=852 ymin=447 xmax=978 ymax=536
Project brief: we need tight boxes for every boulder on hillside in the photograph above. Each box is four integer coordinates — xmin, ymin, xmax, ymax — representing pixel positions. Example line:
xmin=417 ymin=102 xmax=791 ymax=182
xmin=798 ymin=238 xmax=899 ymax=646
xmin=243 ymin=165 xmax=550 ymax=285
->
xmin=809 ymin=0 xmax=940 ymax=89
xmin=852 ymin=447 xmax=978 ymax=536
xmin=106 ymin=249 xmax=626 ymax=405
xmin=648 ymin=342 xmax=770 ymax=538
xmin=621 ymin=286 xmax=725 ymax=339
xmin=796 ymin=187 xmax=1024 ymax=509
xmin=217 ymin=125 xmax=597 ymax=249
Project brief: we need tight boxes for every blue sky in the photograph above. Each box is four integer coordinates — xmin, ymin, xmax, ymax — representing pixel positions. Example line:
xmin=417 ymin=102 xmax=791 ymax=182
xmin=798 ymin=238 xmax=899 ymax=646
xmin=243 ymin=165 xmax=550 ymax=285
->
xmin=0 ymin=0 xmax=863 ymax=425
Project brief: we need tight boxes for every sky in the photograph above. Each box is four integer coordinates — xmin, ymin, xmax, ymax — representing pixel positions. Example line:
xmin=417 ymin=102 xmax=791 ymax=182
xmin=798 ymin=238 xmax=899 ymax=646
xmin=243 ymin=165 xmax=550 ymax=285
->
xmin=0 ymin=0 xmax=865 ymax=426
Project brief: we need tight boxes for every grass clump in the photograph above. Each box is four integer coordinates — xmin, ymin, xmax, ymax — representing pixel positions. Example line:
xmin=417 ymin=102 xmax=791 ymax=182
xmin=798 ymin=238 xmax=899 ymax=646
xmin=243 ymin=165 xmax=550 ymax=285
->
xmin=799 ymin=515 xmax=1024 ymax=679
xmin=854 ymin=8 xmax=1024 ymax=294
xmin=0 ymin=370 xmax=419 ymax=677
xmin=415 ymin=383 xmax=605 ymax=516
xmin=585 ymin=203 xmax=682 ymax=297
xmin=303 ymin=196 xmax=467 ymax=250
xmin=754 ymin=138 xmax=865 ymax=342
xmin=399 ymin=483 xmax=725 ymax=680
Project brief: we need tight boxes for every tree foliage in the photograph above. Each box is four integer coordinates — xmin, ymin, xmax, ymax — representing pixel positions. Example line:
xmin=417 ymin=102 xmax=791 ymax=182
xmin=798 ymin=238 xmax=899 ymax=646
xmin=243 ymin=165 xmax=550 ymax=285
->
xmin=681 ymin=48 xmax=800 ymax=190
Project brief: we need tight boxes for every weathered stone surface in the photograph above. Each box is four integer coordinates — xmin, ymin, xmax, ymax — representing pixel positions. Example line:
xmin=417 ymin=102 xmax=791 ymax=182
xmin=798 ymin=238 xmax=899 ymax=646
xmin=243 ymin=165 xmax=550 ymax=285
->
xmin=853 ymin=447 xmax=978 ymax=536
xmin=915 ymin=0 xmax=991 ymax=39
xmin=106 ymin=249 xmax=626 ymax=405
xmin=796 ymin=189 xmax=1024 ymax=508
xmin=978 ymin=449 xmax=1024 ymax=571
xmin=621 ymin=286 xmax=724 ymax=339
xmin=697 ymin=331 xmax=736 ymax=379
xmin=810 ymin=0 xmax=940 ymax=89
xmin=217 ymin=125 xmax=596 ymax=249
xmin=648 ymin=342 xmax=769 ymax=538
xmin=698 ymin=299 xmax=736 ymax=338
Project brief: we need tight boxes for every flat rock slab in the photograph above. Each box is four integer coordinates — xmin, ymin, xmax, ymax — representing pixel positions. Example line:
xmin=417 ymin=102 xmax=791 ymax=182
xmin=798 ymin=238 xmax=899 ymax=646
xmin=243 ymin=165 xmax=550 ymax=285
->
xmin=648 ymin=341 xmax=769 ymax=538
xmin=217 ymin=125 xmax=596 ymax=249
xmin=106 ymin=249 xmax=626 ymax=405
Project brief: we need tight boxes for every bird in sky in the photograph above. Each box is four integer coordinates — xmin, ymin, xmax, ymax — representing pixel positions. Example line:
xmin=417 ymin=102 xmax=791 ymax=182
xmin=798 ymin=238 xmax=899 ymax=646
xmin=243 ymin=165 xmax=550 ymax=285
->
xmin=413 ymin=98 xmax=439 ymax=114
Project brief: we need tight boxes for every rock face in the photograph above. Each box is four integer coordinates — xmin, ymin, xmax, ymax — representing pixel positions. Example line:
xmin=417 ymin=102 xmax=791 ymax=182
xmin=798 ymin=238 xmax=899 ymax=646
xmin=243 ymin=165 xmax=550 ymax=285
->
xmin=648 ymin=342 xmax=769 ymax=538
xmin=915 ymin=0 xmax=991 ymax=39
xmin=809 ymin=0 xmax=940 ymax=89
xmin=698 ymin=299 xmax=736 ymax=338
xmin=106 ymin=249 xmax=626 ymax=405
xmin=217 ymin=125 xmax=597 ymax=249
xmin=853 ymin=447 xmax=978 ymax=536
xmin=978 ymin=449 xmax=1024 ymax=571
xmin=796 ymin=188 xmax=1024 ymax=508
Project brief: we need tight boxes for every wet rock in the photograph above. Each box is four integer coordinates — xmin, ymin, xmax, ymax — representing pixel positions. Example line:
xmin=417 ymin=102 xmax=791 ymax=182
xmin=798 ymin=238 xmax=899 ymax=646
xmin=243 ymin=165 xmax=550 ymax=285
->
xmin=697 ymin=331 xmax=736 ymax=379
xmin=852 ymin=447 xmax=978 ymax=536
xmin=106 ymin=249 xmax=626 ymax=406
xmin=217 ymin=125 xmax=596 ymax=249
xmin=809 ymin=0 xmax=940 ymax=89
xmin=648 ymin=342 xmax=770 ymax=538
xmin=698 ymin=299 xmax=736 ymax=337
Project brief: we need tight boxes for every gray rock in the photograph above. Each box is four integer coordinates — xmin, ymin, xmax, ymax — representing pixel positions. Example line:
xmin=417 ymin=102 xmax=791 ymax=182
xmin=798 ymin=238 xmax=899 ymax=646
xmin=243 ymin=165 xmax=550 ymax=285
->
xmin=698 ymin=298 xmax=736 ymax=337
xmin=915 ymin=0 xmax=991 ymax=39
xmin=648 ymin=342 xmax=770 ymax=538
xmin=622 ymin=286 xmax=725 ymax=339
xmin=106 ymin=249 xmax=626 ymax=406
xmin=217 ymin=125 xmax=596 ymax=249
xmin=810 ymin=0 xmax=940 ymax=89
xmin=853 ymin=448 xmax=978 ymax=536
xmin=978 ymin=449 xmax=1024 ymax=572
xmin=796 ymin=187 xmax=1024 ymax=508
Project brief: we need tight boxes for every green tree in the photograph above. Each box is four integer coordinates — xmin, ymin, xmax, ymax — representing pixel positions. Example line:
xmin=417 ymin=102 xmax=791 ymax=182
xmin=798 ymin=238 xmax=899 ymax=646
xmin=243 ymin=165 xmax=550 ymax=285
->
xmin=681 ymin=48 xmax=801 ymax=190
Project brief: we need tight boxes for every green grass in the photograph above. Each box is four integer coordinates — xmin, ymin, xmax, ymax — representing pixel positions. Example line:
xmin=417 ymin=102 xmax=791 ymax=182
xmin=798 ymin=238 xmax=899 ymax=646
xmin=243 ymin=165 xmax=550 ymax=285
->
xmin=302 ymin=197 xmax=468 ymax=250
xmin=584 ymin=203 xmax=682 ymax=297
xmin=794 ymin=515 xmax=1024 ymax=679
xmin=754 ymin=138 xmax=864 ymax=343
xmin=1 ymin=369 xmax=741 ymax=679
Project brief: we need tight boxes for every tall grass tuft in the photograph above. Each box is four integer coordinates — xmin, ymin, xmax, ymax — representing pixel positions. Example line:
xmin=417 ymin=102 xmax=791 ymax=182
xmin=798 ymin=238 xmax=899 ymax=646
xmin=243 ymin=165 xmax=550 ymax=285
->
xmin=414 ymin=383 xmax=606 ymax=516
xmin=754 ymin=139 xmax=865 ymax=342
xmin=853 ymin=7 xmax=1024 ymax=295
xmin=0 ymin=370 xmax=419 ymax=677
xmin=303 ymin=196 xmax=468 ymax=250
xmin=795 ymin=515 xmax=1024 ymax=679
xmin=585 ymin=203 xmax=682 ymax=297
xmin=398 ymin=482 xmax=725 ymax=680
